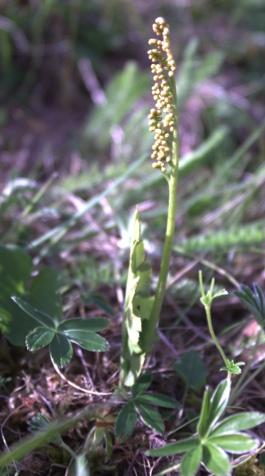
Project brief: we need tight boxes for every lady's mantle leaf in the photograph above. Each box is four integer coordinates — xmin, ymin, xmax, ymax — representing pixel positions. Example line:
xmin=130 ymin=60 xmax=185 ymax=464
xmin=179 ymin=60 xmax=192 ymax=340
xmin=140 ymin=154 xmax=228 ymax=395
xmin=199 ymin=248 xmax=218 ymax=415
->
xmin=212 ymin=412 xmax=265 ymax=435
xmin=146 ymin=437 xmax=199 ymax=457
xmin=202 ymin=442 xmax=231 ymax=476
xmin=197 ymin=386 xmax=211 ymax=437
xmin=209 ymin=433 xmax=258 ymax=454
xmin=207 ymin=377 xmax=231 ymax=432
xmin=181 ymin=445 xmax=202 ymax=476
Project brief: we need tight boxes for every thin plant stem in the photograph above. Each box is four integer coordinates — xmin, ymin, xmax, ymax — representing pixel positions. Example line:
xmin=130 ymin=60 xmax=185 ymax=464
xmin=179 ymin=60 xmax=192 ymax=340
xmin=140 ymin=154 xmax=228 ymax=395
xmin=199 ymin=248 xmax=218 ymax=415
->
xmin=205 ymin=305 xmax=227 ymax=366
xmin=53 ymin=362 xmax=111 ymax=396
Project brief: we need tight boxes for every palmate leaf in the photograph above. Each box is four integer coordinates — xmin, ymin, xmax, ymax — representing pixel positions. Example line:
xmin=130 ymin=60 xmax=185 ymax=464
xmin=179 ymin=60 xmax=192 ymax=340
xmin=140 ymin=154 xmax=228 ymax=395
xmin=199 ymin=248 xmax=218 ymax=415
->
xmin=26 ymin=327 xmax=55 ymax=351
xmin=8 ymin=268 xmax=61 ymax=345
xmin=12 ymin=296 xmax=55 ymax=328
xmin=67 ymin=333 xmax=109 ymax=352
xmin=49 ymin=334 xmax=73 ymax=368
xmin=202 ymin=442 xmax=231 ymax=476
xmin=58 ymin=318 xmax=109 ymax=352
xmin=0 ymin=246 xmax=32 ymax=341
xmin=180 ymin=445 xmax=202 ymax=476
xmin=147 ymin=376 xmax=265 ymax=476
xmin=115 ymin=402 xmax=137 ymax=440
xmin=59 ymin=318 xmax=109 ymax=333
xmin=146 ymin=437 xmax=199 ymax=457
xmin=137 ymin=403 xmax=164 ymax=433
xmin=209 ymin=433 xmax=258 ymax=454
xmin=132 ymin=373 xmax=152 ymax=397
xmin=136 ymin=393 xmax=178 ymax=409
xmin=212 ymin=412 xmax=265 ymax=435
xmin=197 ymin=386 xmax=211 ymax=437
xmin=207 ymin=377 xmax=231 ymax=432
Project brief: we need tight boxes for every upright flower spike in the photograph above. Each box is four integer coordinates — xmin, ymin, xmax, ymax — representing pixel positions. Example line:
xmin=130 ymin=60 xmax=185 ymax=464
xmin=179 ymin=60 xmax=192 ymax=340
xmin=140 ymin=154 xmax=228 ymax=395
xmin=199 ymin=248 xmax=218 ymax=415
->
xmin=148 ymin=17 xmax=177 ymax=173
xmin=119 ymin=17 xmax=180 ymax=386
xmin=142 ymin=17 xmax=180 ymax=352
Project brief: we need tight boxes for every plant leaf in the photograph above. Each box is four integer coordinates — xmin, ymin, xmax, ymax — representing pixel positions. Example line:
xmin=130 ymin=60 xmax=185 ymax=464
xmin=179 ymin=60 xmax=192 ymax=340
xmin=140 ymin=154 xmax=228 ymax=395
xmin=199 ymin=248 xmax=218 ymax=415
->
xmin=137 ymin=403 xmax=164 ymax=433
xmin=59 ymin=317 xmax=109 ymax=333
xmin=146 ymin=437 xmax=199 ymax=457
xmin=7 ymin=267 xmax=62 ymax=345
xmin=12 ymin=296 xmax=55 ymax=329
xmin=132 ymin=373 xmax=152 ymax=397
xmin=115 ymin=402 xmax=137 ymax=440
xmin=174 ymin=350 xmax=207 ymax=391
xmin=207 ymin=377 xmax=231 ymax=432
xmin=136 ymin=393 xmax=178 ymax=409
xmin=0 ymin=246 xmax=32 ymax=344
xmin=61 ymin=329 xmax=109 ymax=352
xmin=49 ymin=334 xmax=73 ymax=368
xmin=197 ymin=386 xmax=211 ymax=437
xmin=29 ymin=268 xmax=62 ymax=322
xmin=209 ymin=433 xmax=258 ymax=454
xmin=212 ymin=412 xmax=265 ymax=435
xmin=180 ymin=445 xmax=202 ymax=476
xmin=120 ymin=210 xmax=154 ymax=386
xmin=202 ymin=442 xmax=231 ymax=476
xmin=235 ymin=284 xmax=265 ymax=327
xmin=26 ymin=327 xmax=55 ymax=351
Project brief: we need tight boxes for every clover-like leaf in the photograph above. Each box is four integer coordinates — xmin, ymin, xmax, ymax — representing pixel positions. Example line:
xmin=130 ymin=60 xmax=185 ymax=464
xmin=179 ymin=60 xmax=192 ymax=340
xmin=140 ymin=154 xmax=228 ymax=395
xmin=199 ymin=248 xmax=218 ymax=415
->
xmin=136 ymin=393 xmax=178 ymax=409
xmin=49 ymin=334 xmax=73 ymax=368
xmin=26 ymin=327 xmax=55 ymax=351
xmin=59 ymin=318 xmax=109 ymax=333
xmin=68 ymin=333 xmax=109 ymax=352
xmin=0 ymin=246 xmax=32 ymax=339
xmin=6 ymin=267 xmax=62 ymax=346
xmin=58 ymin=318 xmax=109 ymax=352
xmin=132 ymin=373 xmax=152 ymax=397
xmin=115 ymin=402 xmax=137 ymax=440
xmin=12 ymin=296 xmax=55 ymax=328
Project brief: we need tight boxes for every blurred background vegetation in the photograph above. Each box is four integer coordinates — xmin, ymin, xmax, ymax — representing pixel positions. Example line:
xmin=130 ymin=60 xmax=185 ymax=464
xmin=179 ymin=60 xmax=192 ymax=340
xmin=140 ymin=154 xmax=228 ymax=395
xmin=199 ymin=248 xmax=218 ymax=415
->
xmin=0 ymin=0 xmax=265 ymax=273
xmin=1 ymin=0 xmax=264 ymax=172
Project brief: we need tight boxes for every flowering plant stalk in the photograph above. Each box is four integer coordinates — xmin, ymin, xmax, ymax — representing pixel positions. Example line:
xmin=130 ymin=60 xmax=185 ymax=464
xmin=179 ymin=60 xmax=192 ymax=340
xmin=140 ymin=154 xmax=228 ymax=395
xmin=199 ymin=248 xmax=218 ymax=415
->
xmin=120 ymin=17 xmax=180 ymax=386
xmin=143 ymin=17 xmax=180 ymax=349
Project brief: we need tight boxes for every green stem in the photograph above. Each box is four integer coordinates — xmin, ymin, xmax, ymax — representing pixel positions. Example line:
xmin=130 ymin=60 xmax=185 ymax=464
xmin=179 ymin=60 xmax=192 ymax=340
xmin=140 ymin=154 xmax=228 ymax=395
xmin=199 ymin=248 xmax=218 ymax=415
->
xmin=205 ymin=305 xmax=227 ymax=366
xmin=145 ymin=81 xmax=180 ymax=350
